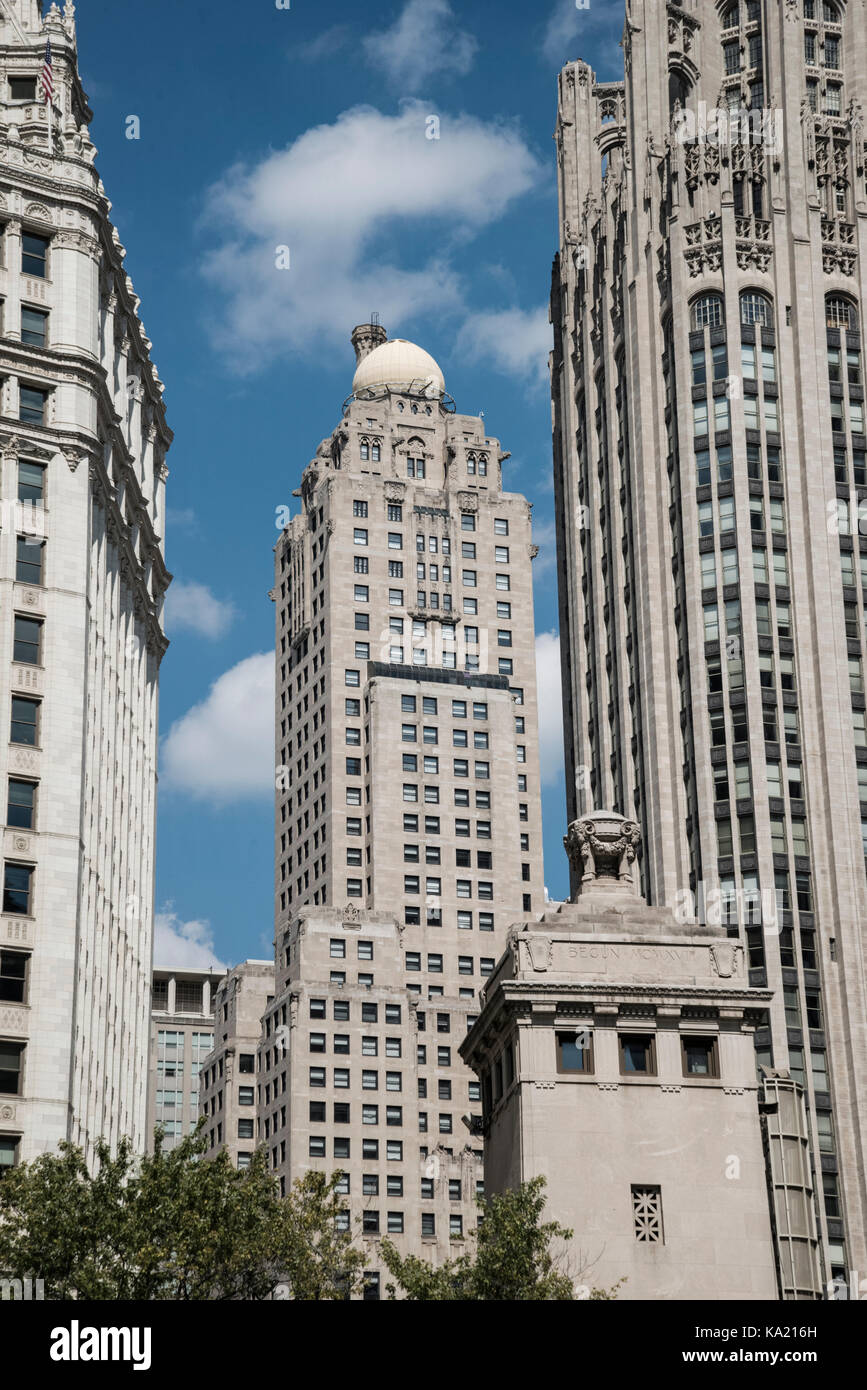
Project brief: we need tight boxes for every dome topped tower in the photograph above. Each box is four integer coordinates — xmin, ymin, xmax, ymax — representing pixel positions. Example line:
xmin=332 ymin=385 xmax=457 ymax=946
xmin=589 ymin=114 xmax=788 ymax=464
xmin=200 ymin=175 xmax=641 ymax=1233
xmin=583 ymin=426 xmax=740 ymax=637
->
xmin=351 ymin=332 xmax=445 ymax=399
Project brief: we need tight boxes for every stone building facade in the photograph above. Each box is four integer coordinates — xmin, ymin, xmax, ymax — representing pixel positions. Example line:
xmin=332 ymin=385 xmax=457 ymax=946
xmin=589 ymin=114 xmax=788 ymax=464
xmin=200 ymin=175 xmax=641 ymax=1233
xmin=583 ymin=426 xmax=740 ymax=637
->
xmin=199 ymin=961 xmax=274 ymax=1172
xmin=259 ymin=907 xmax=485 ymax=1300
xmin=462 ymin=812 xmax=787 ymax=1300
xmin=0 ymin=1 xmax=171 ymax=1169
xmin=550 ymin=0 xmax=867 ymax=1286
xmin=227 ymin=325 xmax=547 ymax=1289
xmin=146 ymin=966 xmax=222 ymax=1151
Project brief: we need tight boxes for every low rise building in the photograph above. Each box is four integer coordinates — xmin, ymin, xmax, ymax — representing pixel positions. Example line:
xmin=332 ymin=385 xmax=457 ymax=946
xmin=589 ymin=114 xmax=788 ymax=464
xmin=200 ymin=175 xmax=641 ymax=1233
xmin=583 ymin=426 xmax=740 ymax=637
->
xmin=462 ymin=811 xmax=791 ymax=1300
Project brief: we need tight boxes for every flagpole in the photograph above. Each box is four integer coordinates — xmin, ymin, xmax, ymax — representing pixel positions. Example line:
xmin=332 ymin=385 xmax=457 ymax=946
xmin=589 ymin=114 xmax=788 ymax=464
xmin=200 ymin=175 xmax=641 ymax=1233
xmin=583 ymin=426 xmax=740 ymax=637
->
xmin=46 ymin=96 xmax=52 ymax=155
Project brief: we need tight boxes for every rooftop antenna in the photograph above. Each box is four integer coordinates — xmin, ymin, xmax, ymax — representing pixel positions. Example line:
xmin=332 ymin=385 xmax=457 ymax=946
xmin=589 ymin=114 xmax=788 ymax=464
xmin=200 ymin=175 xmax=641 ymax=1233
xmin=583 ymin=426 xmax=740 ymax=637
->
xmin=370 ymin=310 xmax=380 ymax=327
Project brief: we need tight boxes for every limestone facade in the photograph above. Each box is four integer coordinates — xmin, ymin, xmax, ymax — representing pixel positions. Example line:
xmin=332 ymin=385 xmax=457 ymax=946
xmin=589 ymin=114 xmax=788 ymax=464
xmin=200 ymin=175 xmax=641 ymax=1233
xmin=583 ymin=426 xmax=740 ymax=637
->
xmin=259 ymin=907 xmax=485 ymax=1299
xmin=550 ymin=0 xmax=867 ymax=1284
xmin=462 ymin=812 xmax=782 ymax=1300
xmin=199 ymin=961 xmax=275 ymax=1172
xmin=0 ymin=1 xmax=171 ymax=1169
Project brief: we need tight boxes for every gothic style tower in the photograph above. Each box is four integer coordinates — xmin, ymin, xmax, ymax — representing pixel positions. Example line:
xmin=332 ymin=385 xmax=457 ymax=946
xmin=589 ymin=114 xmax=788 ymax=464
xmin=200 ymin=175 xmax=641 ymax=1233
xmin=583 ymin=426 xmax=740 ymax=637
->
xmin=550 ymin=0 xmax=867 ymax=1290
xmin=0 ymin=2 xmax=171 ymax=1167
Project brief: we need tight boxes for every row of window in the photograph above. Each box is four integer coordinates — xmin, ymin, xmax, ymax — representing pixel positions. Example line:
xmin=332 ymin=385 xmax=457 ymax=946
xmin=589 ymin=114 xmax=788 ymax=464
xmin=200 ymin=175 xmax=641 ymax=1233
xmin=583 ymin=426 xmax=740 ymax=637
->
xmin=691 ymin=291 xmax=858 ymax=334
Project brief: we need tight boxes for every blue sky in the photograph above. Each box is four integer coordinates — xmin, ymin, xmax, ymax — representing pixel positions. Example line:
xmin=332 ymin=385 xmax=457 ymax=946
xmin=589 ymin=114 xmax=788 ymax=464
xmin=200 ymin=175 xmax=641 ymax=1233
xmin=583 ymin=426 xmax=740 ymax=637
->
xmin=75 ymin=0 xmax=626 ymax=969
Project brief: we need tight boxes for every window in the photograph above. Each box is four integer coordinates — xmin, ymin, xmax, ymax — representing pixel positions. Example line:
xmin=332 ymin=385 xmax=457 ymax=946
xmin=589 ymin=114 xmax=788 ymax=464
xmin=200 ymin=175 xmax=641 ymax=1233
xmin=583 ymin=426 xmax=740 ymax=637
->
xmin=19 ymin=387 xmax=47 ymax=426
xmin=691 ymin=294 xmax=724 ymax=329
xmin=3 ymin=863 xmax=33 ymax=915
xmin=827 ymin=296 xmax=857 ymax=331
xmin=682 ymin=1036 xmax=719 ymax=1077
xmin=0 ymin=950 xmax=27 ymax=1003
xmin=22 ymin=233 xmax=49 ymax=278
xmin=18 ymin=461 xmax=44 ymax=503
xmin=632 ymin=1186 xmax=663 ymax=1243
xmin=619 ymin=1034 xmax=656 ymax=1075
xmin=0 ymin=1042 xmax=25 ymax=1095
xmin=557 ymin=1030 xmax=593 ymax=1073
xmin=21 ymin=306 xmax=47 ymax=347
xmin=353 ymin=500 xmax=368 ymax=518
xmin=6 ymin=779 xmax=35 ymax=830
xmin=740 ymin=292 xmax=772 ymax=327
xmin=238 ymin=1086 xmax=254 ymax=1106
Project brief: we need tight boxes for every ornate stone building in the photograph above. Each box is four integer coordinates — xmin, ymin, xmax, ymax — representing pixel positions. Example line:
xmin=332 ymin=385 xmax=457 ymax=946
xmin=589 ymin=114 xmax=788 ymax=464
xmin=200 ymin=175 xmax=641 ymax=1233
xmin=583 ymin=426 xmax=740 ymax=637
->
xmin=550 ymin=0 xmax=867 ymax=1288
xmin=220 ymin=324 xmax=545 ymax=1291
xmin=0 ymin=1 xmax=171 ymax=1168
xmin=463 ymin=813 xmax=800 ymax=1300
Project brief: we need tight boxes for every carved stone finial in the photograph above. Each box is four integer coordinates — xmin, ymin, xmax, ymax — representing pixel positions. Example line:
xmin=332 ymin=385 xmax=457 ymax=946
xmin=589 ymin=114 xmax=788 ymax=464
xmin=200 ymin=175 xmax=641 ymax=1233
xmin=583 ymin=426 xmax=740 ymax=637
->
xmin=563 ymin=809 xmax=641 ymax=897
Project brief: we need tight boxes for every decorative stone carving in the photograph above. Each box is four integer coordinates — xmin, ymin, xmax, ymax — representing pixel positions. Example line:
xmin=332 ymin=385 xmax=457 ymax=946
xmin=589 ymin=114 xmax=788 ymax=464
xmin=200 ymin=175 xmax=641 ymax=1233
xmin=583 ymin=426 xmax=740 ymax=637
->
xmin=525 ymin=935 xmax=553 ymax=973
xmin=710 ymin=943 xmax=744 ymax=978
xmin=343 ymin=903 xmax=361 ymax=927
xmin=564 ymin=810 xmax=640 ymax=892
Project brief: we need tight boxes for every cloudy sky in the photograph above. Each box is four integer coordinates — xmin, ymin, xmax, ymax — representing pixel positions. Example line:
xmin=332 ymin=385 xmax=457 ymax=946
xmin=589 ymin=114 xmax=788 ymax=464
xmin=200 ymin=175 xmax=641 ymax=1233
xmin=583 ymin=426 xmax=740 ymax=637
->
xmin=78 ymin=0 xmax=625 ymax=968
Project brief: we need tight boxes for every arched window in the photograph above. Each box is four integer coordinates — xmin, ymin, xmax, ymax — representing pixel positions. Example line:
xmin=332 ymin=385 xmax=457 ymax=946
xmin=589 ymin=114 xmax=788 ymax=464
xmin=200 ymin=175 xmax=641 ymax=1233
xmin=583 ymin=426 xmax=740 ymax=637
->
xmin=691 ymin=294 xmax=725 ymax=330
xmin=827 ymin=296 xmax=858 ymax=331
xmin=740 ymin=292 xmax=772 ymax=327
xmin=722 ymin=3 xmax=739 ymax=30
xmin=669 ymin=70 xmax=691 ymax=115
xmin=822 ymin=1 xmax=840 ymax=21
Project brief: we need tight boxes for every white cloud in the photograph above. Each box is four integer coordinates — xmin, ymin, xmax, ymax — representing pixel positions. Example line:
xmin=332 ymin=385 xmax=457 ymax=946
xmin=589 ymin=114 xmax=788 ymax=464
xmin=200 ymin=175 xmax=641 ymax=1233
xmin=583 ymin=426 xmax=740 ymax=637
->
xmin=200 ymin=102 xmax=541 ymax=371
xmin=166 ymin=580 xmax=236 ymax=640
xmin=293 ymin=24 xmax=352 ymax=63
xmin=541 ymin=0 xmax=624 ymax=67
xmin=363 ymin=0 xmax=478 ymax=91
xmin=456 ymin=305 xmax=550 ymax=386
xmin=535 ymin=630 xmax=565 ymax=788
xmin=154 ymin=909 xmax=228 ymax=972
xmin=161 ymin=652 xmax=274 ymax=803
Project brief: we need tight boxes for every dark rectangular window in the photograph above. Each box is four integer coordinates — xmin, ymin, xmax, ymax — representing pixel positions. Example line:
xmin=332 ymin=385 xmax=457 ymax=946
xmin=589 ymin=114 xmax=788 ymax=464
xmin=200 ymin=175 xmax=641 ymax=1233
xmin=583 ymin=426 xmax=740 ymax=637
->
xmin=13 ymin=617 xmax=42 ymax=664
xmin=681 ymin=1036 xmax=719 ymax=1078
xmin=556 ymin=1030 xmax=593 ymax=1074
xmin=6 ymin=779 xmax=35 ymax=830
xmin=9 ymin=77 xmax=37 ymax=101
xmin=22 ymin=234 xmax=48 ymax=278
xmin=0 ymin=1041 xmax=24 ymax=1095
xmin=20 ymin=307 xmax=47 ymax=347
xmin=0 ymin=950 xmax=27 ymax=1003
xmin=16 ymin=537 xmax=43 ymax=586
xmin=10 ymin=697 xmax=39 ymax=746
xmin=619 ymin=1034 xmax=656 ymax=1076
xmin=18 ymin=461 xmax=44 ymax=503
xmin=19 ymin=387 xmax=47 ymax=425
xmin=3 ymin=863 xmax=33 ymax=915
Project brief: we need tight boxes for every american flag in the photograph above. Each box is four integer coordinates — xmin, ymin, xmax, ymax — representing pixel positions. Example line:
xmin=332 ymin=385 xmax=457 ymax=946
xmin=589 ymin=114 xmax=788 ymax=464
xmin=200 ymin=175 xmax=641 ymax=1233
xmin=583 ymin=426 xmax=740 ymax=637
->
xmin=39 ymin=39 xmax=53 ymax=106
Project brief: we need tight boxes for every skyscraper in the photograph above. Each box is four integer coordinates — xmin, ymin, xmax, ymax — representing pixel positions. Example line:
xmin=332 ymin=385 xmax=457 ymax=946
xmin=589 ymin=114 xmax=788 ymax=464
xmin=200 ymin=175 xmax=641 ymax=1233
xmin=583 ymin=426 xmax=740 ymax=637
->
xmin=258 ymin=325 xmax=544 ymax=1286
xmin=274 ymin=323 xmax=543 ymax=988
xmin=550 ymin=0 xmax=867 ymax=1289
xmin=0 ymin=1 xmax=171 ymax=1168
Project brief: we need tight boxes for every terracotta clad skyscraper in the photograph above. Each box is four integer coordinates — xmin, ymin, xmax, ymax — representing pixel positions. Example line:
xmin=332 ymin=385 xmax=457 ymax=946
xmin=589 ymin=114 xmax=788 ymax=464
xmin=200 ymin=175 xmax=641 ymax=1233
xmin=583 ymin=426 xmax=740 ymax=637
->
xmin=550 ymin=0 xmax=867 ymax=1289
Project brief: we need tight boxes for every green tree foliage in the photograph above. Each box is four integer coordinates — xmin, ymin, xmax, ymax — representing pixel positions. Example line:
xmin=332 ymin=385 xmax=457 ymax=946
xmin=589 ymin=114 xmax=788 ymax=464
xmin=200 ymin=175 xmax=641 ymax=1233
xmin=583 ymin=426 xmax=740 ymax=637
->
xmin=0 ymin=1127 xmax=364 ymax=1300
xmin=381 ymin=1176 xmax=620 ymax=1301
